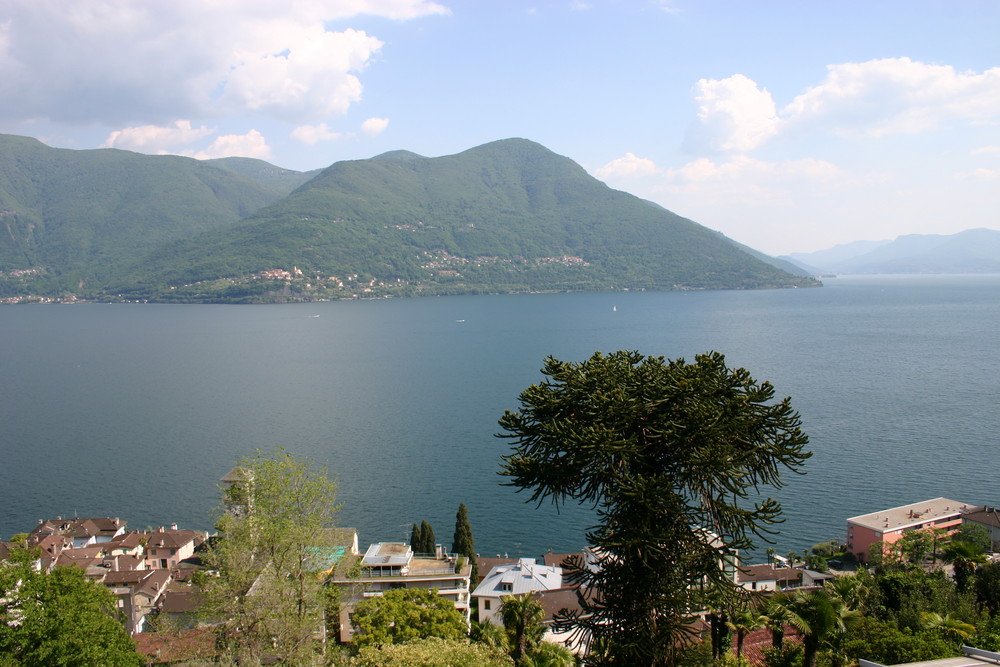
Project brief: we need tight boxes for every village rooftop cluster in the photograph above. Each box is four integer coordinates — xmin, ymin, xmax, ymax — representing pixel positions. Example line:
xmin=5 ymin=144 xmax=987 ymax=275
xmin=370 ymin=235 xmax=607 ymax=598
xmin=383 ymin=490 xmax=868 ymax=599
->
xmin=2 ymin=496 xmax=999 ymax=663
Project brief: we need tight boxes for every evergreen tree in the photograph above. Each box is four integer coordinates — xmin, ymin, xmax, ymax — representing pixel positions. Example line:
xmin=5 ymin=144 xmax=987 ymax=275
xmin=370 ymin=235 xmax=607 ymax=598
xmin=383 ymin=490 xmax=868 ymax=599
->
xmin=411 ymin=523 xmax=423 ymax=552
xmin=453 ymin=503 xmax=478 ymax=583
xmin=420 ymin=520 xmax=436 ymax=554
xmin=499 ymin=350 xmax=811 ymax=666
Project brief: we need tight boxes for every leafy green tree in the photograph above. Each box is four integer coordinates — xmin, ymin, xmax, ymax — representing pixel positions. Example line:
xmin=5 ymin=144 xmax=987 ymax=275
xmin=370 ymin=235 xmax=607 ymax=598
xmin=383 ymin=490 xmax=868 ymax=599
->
xmin=199 ymin=449 xmax=340 ymax=664
xmin=953 ymin=523 xmax=992 ymax=552
xmin=353 ymin=637 xmax=514 ymax=666
xmin=411 ymin=523 xmax=423 ymax=552
xmin=0 ymin=546 xmax=142 ymax=666
xmin=351 ymin=588 xmax=468 ymax=647
xmin=499 ymin=593 xmax=546 ymax=666
xmin=452 ymin=503 xmax=478 ymax=584
xmin=499 ymin=351 xmax=810 ymax=665
xmin=975 ymin=562 xmax=1000 ymax=614
xmin=840 ymin=617 xmax=956 ymax=666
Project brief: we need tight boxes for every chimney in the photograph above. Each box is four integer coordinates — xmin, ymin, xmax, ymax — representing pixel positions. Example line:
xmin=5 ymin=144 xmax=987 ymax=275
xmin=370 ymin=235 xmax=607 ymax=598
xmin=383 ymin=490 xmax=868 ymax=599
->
xmin=170 ymin=523 xmax=177 ymax=531
xmin=435 ymin=544 xmax=444 ymax=559
xmin=158 ymin=526 xmax=165 ymax=533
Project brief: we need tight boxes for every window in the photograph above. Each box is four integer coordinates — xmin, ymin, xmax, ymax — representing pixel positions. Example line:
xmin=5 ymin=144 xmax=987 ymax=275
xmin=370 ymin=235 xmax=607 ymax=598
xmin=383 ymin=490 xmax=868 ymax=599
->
xmin=484 ymin=599 xmax=491 ymax=610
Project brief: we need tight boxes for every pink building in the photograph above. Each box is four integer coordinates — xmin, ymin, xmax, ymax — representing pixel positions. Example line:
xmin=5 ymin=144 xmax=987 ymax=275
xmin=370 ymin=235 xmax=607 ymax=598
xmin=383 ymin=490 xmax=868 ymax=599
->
xmin=847 ymin=497 xmax=972 ymax=563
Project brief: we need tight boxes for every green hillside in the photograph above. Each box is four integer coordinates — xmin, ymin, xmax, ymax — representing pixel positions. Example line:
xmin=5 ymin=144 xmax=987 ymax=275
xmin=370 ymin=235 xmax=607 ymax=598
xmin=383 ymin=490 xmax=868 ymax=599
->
xmin=0 ymin=135 xmax=297 ymax=298
xmin=115 ymin=139 xmax=818 ymax=302
xmin=0 ymin=135 xmax=818 ymax=303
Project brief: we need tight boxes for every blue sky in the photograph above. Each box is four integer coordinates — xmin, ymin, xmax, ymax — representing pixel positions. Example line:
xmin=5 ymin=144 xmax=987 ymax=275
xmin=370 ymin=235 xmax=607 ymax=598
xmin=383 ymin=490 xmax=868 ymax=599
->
xmin=1 ymin=0 xmax=998 ymax=254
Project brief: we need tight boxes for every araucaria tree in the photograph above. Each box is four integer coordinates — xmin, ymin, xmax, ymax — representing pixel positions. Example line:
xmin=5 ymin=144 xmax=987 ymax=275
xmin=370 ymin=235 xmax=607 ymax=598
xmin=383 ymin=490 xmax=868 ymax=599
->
xmin=200 ymin=449 xmax=340 ymax=664
xmin=498 ymin=350 xmax=811 ymax=665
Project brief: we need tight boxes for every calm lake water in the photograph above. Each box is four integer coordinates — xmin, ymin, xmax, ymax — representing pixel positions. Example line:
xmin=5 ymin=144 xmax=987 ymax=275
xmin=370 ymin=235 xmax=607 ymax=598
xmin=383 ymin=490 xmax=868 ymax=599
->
xmin=2 ymin=274 xmax=998 ymax=561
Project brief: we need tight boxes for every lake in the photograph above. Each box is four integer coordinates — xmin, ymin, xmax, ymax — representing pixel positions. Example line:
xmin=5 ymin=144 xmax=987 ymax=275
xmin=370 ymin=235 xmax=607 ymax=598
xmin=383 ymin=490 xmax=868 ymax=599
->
xmin=1 ymin=274 xmax=998 ymax=562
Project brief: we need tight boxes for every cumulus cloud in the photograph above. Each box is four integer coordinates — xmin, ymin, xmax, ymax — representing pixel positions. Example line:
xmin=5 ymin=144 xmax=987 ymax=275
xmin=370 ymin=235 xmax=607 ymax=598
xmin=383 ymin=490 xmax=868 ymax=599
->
xmin=687 ymin=74 xmax=779 ymax=153
xmin=291 ymin=123 xmax=343 ymax=145
xmin=101 ymin=120 xmax=214 ymax=152
xmin=783 ymin=58 xmax=1000 ymax=137
xmin=690 ymin=59 xmax=1000 ymax=154
xmin=0 ymin=0 xmax=447 ymax=126
xmin=361 ymin=117 xmax=390 ymax=136
xmin=187 ymin=130 xmax=273 ymax=161
xmin=594 ymin=152 xmax=658 ymax=180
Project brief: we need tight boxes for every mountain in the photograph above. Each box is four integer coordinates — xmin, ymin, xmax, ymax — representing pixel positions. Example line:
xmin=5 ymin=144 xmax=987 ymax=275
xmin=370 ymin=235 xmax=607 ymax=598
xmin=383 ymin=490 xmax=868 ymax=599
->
xmin=0 ymin=134 xmax=304 ymax=297
xmin=0 ymin=134 xmax=817 ymax=302
xmin=783 ymin=229 xmax=1000 ymax=274
xmin=203 ymin=156 xmax=322 ymax=193
xmin=112 ymin=138 xmax=818 ymax=301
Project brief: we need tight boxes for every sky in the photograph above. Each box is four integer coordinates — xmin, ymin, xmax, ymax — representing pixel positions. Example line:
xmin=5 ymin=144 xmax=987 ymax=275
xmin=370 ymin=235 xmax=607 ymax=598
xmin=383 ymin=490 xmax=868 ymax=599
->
xmin=1 ymin=0 xmax=998 ymax=255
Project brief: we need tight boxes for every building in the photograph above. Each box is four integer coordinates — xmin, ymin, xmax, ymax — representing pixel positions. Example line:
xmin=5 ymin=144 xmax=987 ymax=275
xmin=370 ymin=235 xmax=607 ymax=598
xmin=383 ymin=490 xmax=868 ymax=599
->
xmin=847 ymin=498 xmax=972 ymax=562
xmin=861 ymin=645 xmax=1000 ymax=667
xmin=144 ymin=526 xmax=206 ymax=570
xmin=472 ymin=558 xmax=563 ymax=626
xmin=328 ymin=541 xmax=472 ymax=643
xmin=736 ymin=564 xmax=833 ymax=591
xmin=961 ymin=506 xmax=1000 ymax=551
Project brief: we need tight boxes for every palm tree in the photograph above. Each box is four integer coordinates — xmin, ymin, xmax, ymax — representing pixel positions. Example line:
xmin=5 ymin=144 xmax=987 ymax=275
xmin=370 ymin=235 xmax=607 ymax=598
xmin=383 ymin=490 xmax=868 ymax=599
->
xmin=525 ymin=640 xmax=576 ymax=666
xmin=825 ymin=574 xmax=869 ymax=612
xmin=942 ymin=539 xmax=988 ymax=593
xmin=764 ymin=596 xmax=793 ymax=649
xmin=920 ymin=611 xmax=977 ymax=644
xmin=725 ymin=607 xmax=767 ymax=659
xmin=500 ymin=593 xmax=546 ymax=666
xmin=776 ymin=589 xmax=859 ymax=667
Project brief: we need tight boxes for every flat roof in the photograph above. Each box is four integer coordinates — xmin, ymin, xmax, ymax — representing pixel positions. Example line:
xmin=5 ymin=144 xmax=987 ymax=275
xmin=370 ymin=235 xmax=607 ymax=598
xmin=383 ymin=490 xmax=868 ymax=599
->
xmin=362 ymin=542 xmax=411 ymax=566
xmin=862 ymin=646 xmax=1000 ymax=667
xmin=848 ymin=498 xmax=972 ymax=532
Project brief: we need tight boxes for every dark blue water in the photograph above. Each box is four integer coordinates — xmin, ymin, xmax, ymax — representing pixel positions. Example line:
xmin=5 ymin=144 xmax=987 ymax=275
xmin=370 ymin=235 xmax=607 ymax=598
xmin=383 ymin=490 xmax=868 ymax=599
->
xmin=1 ymin=274 xmax=998 ymax=561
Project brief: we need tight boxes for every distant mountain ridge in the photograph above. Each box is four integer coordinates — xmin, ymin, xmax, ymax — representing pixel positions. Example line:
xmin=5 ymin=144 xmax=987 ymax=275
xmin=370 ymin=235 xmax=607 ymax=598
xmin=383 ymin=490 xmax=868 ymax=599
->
xmin=0 ymin=134 xmax=817 ymax=303
xmin=783 ymin=228 xmax=1000 ymax=274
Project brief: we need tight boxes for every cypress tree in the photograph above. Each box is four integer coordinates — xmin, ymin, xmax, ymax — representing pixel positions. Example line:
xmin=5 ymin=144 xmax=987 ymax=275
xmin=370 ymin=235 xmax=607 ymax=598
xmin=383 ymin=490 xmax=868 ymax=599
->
xmin=452 ymin=503 xmax=477 ymax=583
xmin=410 ymin=523 xmax=422 ymax=552
xmin=420 ymin=520 xmax=435 ymax=554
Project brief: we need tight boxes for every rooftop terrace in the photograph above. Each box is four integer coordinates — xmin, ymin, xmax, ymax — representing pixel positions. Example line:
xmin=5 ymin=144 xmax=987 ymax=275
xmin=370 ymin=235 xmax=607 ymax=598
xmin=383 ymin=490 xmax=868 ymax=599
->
xmin=848 ymin=497 xmax=972 ymax=532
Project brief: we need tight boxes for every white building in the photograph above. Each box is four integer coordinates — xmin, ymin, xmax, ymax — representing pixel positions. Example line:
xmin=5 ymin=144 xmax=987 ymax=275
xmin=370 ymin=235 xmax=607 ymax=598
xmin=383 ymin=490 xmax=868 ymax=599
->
xmin=472 ymin=558 xmax=563 ymax=626
xmin=328 ymin=541 xmax=472 ymax=643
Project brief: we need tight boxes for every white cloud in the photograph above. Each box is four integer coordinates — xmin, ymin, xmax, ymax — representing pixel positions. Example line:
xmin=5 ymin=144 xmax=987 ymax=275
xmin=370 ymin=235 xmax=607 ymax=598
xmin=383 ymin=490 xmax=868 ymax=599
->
xmin=782 ymin=58 xmax=1000 ymax=138
xmin=594 ymin=152 xmax=658 ymax=179
xmin=957 ymin=168 xmax=1000 ymax=181
xmin=972 ymin=145 xmax=1000 ymax=156
xmin=187 ymin=130 xmax=273 ymax=161
xmin=361 ymin=117 xmax=390 ymax=136
xmin=688 ymin=74 xmax=779 ymax=153
xmin=689 ymin=59 xmax=1000 ymax=154
xmin=291 ymin=123 xmax=344 ymax=145
xmin=0 ymin=0 xmax=446 ymax=126
xmin=101 ymin=120 xmax=214 ymax=152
